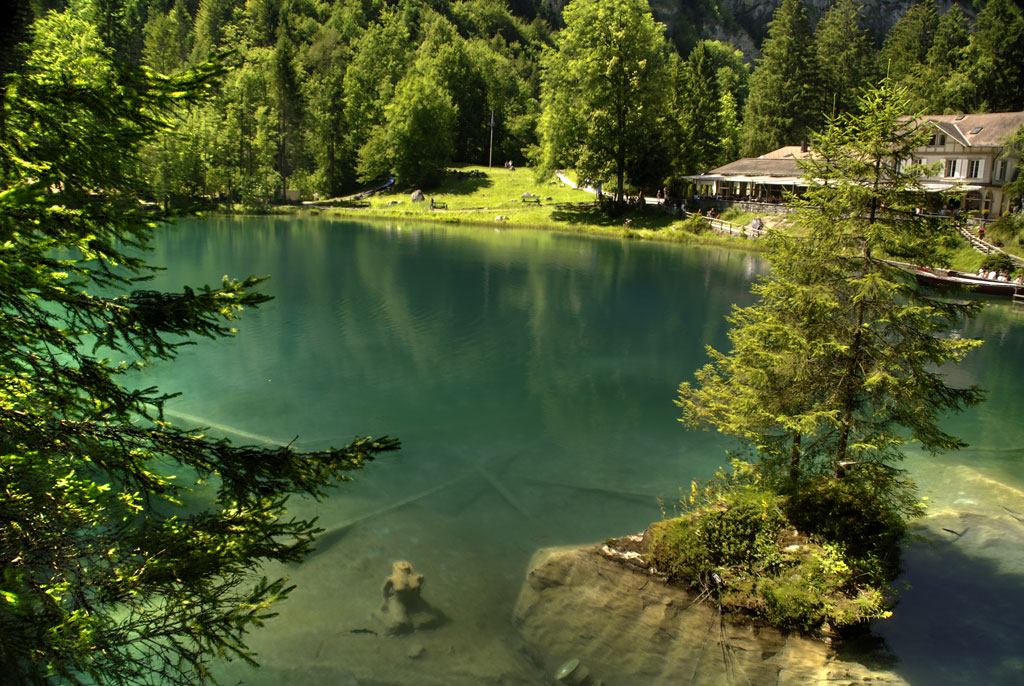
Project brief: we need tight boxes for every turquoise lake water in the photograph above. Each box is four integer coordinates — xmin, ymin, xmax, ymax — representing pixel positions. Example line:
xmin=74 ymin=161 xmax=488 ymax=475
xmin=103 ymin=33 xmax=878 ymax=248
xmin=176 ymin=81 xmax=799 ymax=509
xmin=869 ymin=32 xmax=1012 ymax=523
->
xmin=139 ymin=216 xmax=1024 ymax=685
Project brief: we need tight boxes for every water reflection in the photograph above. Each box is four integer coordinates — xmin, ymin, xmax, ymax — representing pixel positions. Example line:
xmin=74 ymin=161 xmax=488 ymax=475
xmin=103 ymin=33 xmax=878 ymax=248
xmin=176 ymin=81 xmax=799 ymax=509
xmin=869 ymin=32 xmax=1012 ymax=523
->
xmin=139 ymin=217 xmax=1024 ymax=685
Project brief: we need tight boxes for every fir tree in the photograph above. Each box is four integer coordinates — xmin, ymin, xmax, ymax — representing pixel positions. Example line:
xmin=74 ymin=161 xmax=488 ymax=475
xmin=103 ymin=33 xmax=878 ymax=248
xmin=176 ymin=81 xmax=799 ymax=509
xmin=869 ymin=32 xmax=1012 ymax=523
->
xmin=0 ymin=10 xmax=397 ymax=682
xmin=740 ymin=0 xmax=820 ymax=156
xmin=679 ymin=79 xmax=983 ymax=484
xmin=814 ymin=0 xmax=874 ymax=118
xmin=878 ymin=0 xmax=938 ymax=84
xmin=965 ymin=0 xmax=1024 ymax=112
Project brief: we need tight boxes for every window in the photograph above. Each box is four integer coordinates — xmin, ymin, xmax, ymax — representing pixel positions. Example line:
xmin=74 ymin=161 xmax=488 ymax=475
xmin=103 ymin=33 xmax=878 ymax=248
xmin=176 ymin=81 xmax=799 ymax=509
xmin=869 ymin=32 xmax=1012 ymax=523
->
xmin=967 ymin=160 xmax=981 ymax=178
xmin=937 ymin=134 xmax=946 ymax=146
xmin=970 ymin=126 xmax=983 ymax=134
xmin=944 ymin=159 xmax=958 ymax=177
xmin=997 ymin=159 xmax=1008 ymax=180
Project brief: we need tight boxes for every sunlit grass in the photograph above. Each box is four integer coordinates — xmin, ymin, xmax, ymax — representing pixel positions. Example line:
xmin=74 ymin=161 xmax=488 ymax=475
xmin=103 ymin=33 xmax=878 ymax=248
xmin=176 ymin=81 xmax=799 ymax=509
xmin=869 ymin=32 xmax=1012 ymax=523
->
xmin=313 ymin=164 xmax=757 ymax=249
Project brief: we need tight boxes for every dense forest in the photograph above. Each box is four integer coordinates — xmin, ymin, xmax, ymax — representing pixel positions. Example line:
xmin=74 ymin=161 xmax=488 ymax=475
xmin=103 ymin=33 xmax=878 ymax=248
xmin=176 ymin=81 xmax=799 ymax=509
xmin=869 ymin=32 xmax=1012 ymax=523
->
xmin=7 ymin=0 xmax=1024 ymax=203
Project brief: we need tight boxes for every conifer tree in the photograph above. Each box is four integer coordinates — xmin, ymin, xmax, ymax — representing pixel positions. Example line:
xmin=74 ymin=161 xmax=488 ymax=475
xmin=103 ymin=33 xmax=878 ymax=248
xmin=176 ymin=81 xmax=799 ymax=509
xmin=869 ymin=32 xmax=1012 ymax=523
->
xmin=814 ymin=0 xmax=874 ymax=118
xmin=906 ymin=5 xmax=971 ymax=112
xmin=0 ymin=10 xmax=397 ymax=683
xmin=964 ymin=0 xmax=1024 ymax=112
xmin=878 ymin=0 xmax=938 ymax=84
xmin=740 ymin=0 xmax=819 ymax=156
xmin=679 ymin=80 xmax=983 ymax=484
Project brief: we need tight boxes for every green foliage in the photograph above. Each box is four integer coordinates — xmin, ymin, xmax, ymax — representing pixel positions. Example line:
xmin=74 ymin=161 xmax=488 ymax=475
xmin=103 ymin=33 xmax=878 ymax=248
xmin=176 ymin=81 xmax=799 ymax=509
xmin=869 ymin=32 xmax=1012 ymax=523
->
xmin=740 ymin=0 xmax=819 ymax=156
xmin=0 ymin=12 xmax=398 ymax=684
xmin=980 ymin=251 xmax=1015 ymax=273
xmin=537 ymin=0 xmax=672 ymax=201
xmin=878 ymin=0 xmax=938 ymax=83
xmin=674 ymin=40 xmax=747 ymax=174
xmin=358 ymin=66 xmax=457 ymax=188
xmin=646 ymin=463 xmax=894 ymax=632
xmin=813 ymin=0 xmax=874 ymax=118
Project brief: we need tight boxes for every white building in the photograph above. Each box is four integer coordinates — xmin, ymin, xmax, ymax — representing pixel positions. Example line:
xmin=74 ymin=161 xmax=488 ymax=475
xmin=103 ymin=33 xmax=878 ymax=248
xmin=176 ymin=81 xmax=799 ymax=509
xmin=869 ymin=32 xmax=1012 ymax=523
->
xmin=689 ymin=112 xmax=1024 ymax=216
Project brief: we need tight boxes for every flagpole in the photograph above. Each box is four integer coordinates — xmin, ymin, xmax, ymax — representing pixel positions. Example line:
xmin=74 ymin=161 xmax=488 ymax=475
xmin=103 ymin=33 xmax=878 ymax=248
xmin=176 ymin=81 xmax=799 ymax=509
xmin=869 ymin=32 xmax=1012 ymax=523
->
xmin=488 ymin=110 xmax=494 ymax=168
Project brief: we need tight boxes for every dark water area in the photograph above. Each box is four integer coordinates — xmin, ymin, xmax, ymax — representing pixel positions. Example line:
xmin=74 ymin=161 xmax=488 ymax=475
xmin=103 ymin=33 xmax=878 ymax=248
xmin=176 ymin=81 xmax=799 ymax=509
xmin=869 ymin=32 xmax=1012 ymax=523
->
xmin=136 ymin=216 xmax=1024 ymax=685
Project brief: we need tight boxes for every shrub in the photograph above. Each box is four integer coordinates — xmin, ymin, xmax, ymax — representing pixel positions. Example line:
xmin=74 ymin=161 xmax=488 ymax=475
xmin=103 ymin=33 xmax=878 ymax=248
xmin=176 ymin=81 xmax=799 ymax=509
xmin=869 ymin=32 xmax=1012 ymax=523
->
xmin=645 ymin=463 xmax=899 ymax=633
xmin=980 ymin=252 xmax=1014 ymax=273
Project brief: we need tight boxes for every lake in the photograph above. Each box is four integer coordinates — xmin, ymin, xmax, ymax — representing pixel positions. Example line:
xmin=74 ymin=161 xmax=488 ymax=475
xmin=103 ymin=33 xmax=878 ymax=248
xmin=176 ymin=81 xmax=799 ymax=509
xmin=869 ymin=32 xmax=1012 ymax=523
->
xmin=139 ymin=216 xmax=1024 ymax=685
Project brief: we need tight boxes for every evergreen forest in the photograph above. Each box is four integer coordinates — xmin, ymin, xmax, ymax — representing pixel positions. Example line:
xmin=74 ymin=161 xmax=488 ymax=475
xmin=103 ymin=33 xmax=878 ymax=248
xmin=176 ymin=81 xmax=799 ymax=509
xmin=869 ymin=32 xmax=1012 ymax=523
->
xmin=6 ymin=0 xmax=1024 ymax=206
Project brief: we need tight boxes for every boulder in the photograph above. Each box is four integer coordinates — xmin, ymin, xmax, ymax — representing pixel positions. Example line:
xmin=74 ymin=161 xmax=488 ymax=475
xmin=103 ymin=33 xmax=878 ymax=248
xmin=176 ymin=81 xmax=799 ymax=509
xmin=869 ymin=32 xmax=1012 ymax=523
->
xmin=411 ymin=189 xmax=425 ymax=202
xmin=513 ymin=543 xmax=910 ymax=686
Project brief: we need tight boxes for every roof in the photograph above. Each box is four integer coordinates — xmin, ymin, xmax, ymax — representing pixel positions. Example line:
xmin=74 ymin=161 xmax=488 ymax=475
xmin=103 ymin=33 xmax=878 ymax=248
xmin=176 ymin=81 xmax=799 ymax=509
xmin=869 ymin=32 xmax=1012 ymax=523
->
xmin=920 ymin=111 xmax=1024 ymax=148
xmin=691 ymin=111 xmax=1024 ymax=182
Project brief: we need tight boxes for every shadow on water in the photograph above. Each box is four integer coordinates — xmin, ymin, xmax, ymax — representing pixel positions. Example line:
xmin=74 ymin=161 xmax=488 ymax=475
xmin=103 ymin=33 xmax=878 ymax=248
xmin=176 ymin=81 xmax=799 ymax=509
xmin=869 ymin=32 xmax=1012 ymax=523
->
xmin=837 ymin=526 xmax=1024 ymax=686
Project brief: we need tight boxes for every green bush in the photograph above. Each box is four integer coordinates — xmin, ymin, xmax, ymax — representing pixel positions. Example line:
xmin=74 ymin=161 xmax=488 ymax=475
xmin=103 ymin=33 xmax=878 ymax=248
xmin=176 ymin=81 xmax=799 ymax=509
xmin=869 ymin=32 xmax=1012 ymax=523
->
xmin=980 ymin=252 xmax=1015 ymax=273
xmin=645 ymin=463 xmax=898 ymax=633
xmin=679 ymin=214 xmax=709 ymax=234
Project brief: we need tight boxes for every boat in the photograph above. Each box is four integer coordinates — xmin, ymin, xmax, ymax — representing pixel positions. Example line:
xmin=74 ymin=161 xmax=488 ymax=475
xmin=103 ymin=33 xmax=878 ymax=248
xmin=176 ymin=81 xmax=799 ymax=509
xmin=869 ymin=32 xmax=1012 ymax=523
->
xmin=905 ymin=265 xmax=1024 ymax=297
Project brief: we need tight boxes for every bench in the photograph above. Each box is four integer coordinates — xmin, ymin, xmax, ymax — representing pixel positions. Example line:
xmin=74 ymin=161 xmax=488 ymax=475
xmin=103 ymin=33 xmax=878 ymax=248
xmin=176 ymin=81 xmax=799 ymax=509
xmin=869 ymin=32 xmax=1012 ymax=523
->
xmin=521 ymin=196 xmax=540 ymax=204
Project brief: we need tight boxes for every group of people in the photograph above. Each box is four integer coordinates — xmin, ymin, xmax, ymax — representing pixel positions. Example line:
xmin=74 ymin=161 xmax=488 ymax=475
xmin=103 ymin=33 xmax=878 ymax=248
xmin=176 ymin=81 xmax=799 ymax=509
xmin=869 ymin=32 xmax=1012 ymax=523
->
xmin=977 ymin=267 xmax=1023 ymax=283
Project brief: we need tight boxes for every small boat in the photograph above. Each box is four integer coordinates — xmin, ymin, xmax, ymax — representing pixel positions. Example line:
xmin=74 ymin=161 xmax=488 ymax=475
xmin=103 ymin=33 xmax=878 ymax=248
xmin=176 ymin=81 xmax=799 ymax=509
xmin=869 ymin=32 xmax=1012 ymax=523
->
xmin=906 ymin=265 xmax=1024 ymax=297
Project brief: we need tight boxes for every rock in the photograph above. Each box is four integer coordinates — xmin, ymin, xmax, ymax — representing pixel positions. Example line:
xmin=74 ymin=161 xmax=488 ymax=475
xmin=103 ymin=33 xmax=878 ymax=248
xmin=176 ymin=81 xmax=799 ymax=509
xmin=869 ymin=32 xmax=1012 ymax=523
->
xmin=377 ymin=560 xmax=445 ymax=636
xmin=513 ymin=545 xmax=910 ymax=686
xmin=411 ymin=189 xmax=425 ymax=202
xmin=406 ymin=642 xmax=425 ymax=659
xmin=495 ymin=215 xmax=508 ymax=222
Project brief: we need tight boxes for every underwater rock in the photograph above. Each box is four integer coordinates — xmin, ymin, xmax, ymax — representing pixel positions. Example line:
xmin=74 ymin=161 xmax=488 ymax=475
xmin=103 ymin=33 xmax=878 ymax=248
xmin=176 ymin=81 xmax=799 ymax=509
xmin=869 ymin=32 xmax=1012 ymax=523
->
xmin=513 ymin=545 xmax=910 ymax=686
xmin=378 ymin=560 xmax=445 ymax=635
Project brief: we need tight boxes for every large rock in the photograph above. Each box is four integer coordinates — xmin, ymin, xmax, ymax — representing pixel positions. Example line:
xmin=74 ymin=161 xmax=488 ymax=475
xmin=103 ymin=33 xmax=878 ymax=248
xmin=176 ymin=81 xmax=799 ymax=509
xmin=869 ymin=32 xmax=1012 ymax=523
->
xmin=513 ymin=544 xmax=910 ymax=686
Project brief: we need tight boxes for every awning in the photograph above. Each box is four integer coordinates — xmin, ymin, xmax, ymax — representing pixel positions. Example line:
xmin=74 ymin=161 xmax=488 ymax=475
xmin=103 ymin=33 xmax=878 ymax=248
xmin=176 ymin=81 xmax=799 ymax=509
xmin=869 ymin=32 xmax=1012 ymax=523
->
xmin=918 ymin=182 xmax=983 ymax=192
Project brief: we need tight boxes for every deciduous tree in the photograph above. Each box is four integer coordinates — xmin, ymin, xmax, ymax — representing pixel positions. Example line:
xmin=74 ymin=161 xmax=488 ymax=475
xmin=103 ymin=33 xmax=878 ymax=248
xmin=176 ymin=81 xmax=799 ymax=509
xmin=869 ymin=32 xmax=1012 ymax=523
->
xmin=537 ymin=0 xmax=672 ymax=201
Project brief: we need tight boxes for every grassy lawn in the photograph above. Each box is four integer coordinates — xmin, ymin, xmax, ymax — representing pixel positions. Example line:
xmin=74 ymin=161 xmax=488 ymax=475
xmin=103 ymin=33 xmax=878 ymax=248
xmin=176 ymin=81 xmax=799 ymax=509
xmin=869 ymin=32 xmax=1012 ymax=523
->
xmin=306 ymin=164 xmax=757 ymax=249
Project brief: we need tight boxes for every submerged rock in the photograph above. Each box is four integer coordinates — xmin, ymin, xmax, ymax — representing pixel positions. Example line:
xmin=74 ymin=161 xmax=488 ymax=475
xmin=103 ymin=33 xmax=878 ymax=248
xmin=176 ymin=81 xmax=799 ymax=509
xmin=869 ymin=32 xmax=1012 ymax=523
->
xmin=513 ymin=544 xmax=909 ymax=686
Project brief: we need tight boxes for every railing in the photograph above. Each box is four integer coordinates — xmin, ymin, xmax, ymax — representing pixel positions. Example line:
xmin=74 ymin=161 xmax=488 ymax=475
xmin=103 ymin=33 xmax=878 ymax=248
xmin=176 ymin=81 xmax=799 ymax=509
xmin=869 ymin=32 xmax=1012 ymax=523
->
xmin=955 ymin=223 xmax=1024 ymax=268
xmin=685 ymin=211 xmax=766 ymax=239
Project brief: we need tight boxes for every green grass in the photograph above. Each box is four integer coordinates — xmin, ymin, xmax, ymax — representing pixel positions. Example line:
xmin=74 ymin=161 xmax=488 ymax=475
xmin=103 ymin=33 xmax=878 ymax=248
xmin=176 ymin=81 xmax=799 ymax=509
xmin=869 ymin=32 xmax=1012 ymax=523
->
xmin=308 ymin=164 xmax=761 ymax=249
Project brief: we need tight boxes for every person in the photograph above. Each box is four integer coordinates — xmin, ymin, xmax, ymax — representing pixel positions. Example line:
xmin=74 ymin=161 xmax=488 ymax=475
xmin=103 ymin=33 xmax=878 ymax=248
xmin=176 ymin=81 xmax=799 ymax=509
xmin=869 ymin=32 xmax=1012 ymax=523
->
xmin=979 ymin=226 xmax=986 ymax=241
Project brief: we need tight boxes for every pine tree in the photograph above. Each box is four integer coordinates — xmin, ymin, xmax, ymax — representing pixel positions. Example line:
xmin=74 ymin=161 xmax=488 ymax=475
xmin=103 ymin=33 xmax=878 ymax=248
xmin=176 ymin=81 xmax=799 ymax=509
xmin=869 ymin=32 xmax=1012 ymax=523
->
xmin=965 ymin=0 xmax=1024 ymax=112
xmin=878 ymin=0 xmax=938 ymax=84
xmin=906 ymin=6 xmax=971 ymax=112
xmin=679 ymin=79 xmax=983 ymax=484
xmin=740 ymin=0 xmax=819 ymax=156
xmin=0 ymin=10 xmax=397 ymax=682
xmin=814 ymin=0 xmax=874 ymax=118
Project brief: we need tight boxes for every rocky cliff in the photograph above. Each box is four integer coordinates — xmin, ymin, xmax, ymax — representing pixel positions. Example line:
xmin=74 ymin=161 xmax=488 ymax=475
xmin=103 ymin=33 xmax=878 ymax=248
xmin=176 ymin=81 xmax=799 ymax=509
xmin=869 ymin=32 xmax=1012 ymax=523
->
xmin=542 ymin=0 xmax=977 ymax=59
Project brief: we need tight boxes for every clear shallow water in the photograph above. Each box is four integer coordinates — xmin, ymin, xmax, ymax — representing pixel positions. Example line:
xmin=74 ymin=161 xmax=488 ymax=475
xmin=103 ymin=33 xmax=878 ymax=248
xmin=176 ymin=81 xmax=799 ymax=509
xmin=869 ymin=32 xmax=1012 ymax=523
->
xmin=138 ymin=216 xmax=1024 ymax=685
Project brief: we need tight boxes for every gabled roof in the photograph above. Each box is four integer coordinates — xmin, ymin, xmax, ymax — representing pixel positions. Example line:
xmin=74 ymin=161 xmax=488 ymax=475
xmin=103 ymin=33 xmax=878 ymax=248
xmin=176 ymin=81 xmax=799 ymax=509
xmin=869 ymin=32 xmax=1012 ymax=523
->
xmin=922 ymin=112 xmax=1024 ymax=148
